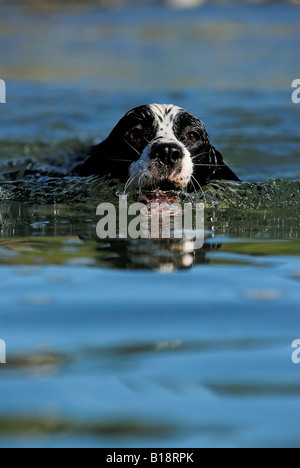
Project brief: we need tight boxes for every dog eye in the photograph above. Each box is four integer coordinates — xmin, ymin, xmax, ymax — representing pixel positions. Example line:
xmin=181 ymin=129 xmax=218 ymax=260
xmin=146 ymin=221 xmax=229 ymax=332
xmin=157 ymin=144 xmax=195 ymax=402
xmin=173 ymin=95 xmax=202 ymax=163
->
xmin=185 ymin=132 xmax=200 ymax=142
xmin=129 ymin=129 xmax=142 ymax=140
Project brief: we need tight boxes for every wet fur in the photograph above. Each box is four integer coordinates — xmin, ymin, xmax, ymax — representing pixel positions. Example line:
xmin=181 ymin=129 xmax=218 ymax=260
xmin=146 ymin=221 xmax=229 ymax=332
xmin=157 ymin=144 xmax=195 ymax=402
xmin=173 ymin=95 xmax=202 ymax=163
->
xmin=74 ymin=104 xmax=240 ymax=191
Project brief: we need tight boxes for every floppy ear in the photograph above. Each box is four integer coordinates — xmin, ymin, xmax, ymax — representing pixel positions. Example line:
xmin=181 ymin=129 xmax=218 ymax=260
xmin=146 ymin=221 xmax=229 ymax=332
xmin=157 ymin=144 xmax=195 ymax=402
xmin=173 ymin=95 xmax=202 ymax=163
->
xmin=73 ymin=139 xmax=131 ymax=181
xmin=209 ymin=146 xmax=241 ymax=182
xmin=73 ymin=139 xmax=121 ymax=177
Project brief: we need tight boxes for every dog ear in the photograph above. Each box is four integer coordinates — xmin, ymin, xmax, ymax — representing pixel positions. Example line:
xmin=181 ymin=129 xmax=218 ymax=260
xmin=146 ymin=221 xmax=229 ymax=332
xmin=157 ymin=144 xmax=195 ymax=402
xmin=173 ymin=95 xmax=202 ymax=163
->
xmin=209 ymin=146 xmax=240 ymax=182
xmin=73 ymin=140 xmax=110 ymax=176
xmin=73 ymin=139 xmax=130 ymax=181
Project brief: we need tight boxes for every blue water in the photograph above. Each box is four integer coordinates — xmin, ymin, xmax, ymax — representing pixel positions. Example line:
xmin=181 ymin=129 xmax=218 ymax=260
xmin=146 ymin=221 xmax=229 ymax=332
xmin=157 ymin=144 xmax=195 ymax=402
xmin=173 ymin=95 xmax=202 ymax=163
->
xmin=0 ymin=1 xmax=300 ymax=448
xmin=1 ymin=264 xmax=299 ymax=448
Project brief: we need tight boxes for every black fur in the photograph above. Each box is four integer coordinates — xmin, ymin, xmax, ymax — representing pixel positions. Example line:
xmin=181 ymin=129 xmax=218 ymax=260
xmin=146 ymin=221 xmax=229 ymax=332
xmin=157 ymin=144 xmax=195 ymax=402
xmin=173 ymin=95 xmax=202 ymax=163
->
xmin=74 ymin=105 xmax=240 ymax=191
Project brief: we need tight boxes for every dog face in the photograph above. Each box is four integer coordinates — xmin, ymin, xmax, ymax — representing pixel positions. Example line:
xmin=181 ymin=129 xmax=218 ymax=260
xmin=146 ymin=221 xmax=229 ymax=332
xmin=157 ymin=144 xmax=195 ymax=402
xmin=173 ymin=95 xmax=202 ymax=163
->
xmin=127 ymin=104 xmax=196 ymax=191
xmin=77 ymin=104 xmax=240 ymax=191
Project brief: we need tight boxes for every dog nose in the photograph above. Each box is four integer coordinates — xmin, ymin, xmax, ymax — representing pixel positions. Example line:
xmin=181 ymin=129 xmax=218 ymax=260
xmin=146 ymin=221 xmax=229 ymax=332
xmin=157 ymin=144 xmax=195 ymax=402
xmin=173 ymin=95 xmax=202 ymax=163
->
xmin=151 ymin=143 xmax=184 ymax=166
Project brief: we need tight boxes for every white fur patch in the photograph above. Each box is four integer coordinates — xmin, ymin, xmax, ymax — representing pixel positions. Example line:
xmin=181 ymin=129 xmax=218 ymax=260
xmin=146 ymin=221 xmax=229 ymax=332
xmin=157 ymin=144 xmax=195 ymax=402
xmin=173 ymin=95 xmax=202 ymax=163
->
xmin=128 ymin=104 xmax=193 ymax=190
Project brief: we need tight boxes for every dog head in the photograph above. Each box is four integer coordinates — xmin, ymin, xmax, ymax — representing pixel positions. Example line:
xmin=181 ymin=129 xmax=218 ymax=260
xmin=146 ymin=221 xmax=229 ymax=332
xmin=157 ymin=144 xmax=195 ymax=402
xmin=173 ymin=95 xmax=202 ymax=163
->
xmin=78 ymin=104 xmax=240 ymax=191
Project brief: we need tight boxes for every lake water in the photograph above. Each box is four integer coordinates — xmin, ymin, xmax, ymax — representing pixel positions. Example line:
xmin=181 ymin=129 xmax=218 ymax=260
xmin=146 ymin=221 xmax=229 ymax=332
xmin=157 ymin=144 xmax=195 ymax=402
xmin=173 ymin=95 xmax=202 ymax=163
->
xmin=0 ymin=1 xmax=299 ymax=448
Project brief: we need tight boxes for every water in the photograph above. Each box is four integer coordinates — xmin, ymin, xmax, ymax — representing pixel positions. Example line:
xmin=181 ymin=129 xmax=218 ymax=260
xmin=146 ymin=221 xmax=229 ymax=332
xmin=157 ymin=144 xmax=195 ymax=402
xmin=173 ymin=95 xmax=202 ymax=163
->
xmin=0 ymin=1 xmax=299 ymax=448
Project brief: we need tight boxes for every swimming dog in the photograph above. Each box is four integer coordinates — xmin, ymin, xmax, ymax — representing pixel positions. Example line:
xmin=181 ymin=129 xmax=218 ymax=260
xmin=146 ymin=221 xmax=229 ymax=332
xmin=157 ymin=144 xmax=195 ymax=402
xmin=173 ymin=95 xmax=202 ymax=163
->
xmin=75 ymin=104 xmax=240 ymax=191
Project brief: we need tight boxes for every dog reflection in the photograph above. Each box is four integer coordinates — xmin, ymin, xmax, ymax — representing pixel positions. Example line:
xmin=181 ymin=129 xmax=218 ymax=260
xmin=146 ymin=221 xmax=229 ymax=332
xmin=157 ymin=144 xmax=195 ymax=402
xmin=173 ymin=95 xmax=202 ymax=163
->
xmin=96 ymin=237 xmax=220 ymax=271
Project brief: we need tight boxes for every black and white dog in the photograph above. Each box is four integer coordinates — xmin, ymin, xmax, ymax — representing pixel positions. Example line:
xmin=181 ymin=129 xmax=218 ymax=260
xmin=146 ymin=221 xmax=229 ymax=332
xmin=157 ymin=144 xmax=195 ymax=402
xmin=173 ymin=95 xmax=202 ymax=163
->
xmin=75 ymin=104 xmax=240 ymax=191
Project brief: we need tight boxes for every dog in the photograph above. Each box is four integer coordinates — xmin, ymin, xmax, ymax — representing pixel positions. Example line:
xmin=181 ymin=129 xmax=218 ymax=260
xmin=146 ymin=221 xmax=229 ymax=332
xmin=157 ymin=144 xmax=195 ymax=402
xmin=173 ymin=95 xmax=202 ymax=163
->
xmin=75 ymin=104 xmax=240 ymax=191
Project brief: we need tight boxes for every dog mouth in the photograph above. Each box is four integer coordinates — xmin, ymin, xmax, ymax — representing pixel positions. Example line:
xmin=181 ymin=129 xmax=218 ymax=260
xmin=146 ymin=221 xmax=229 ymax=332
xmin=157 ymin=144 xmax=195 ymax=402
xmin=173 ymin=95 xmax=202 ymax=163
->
xmin=141 ymin=161 xmax=188 ymax=190
xmin=137 ymin=189 xmax=183 ymax=205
